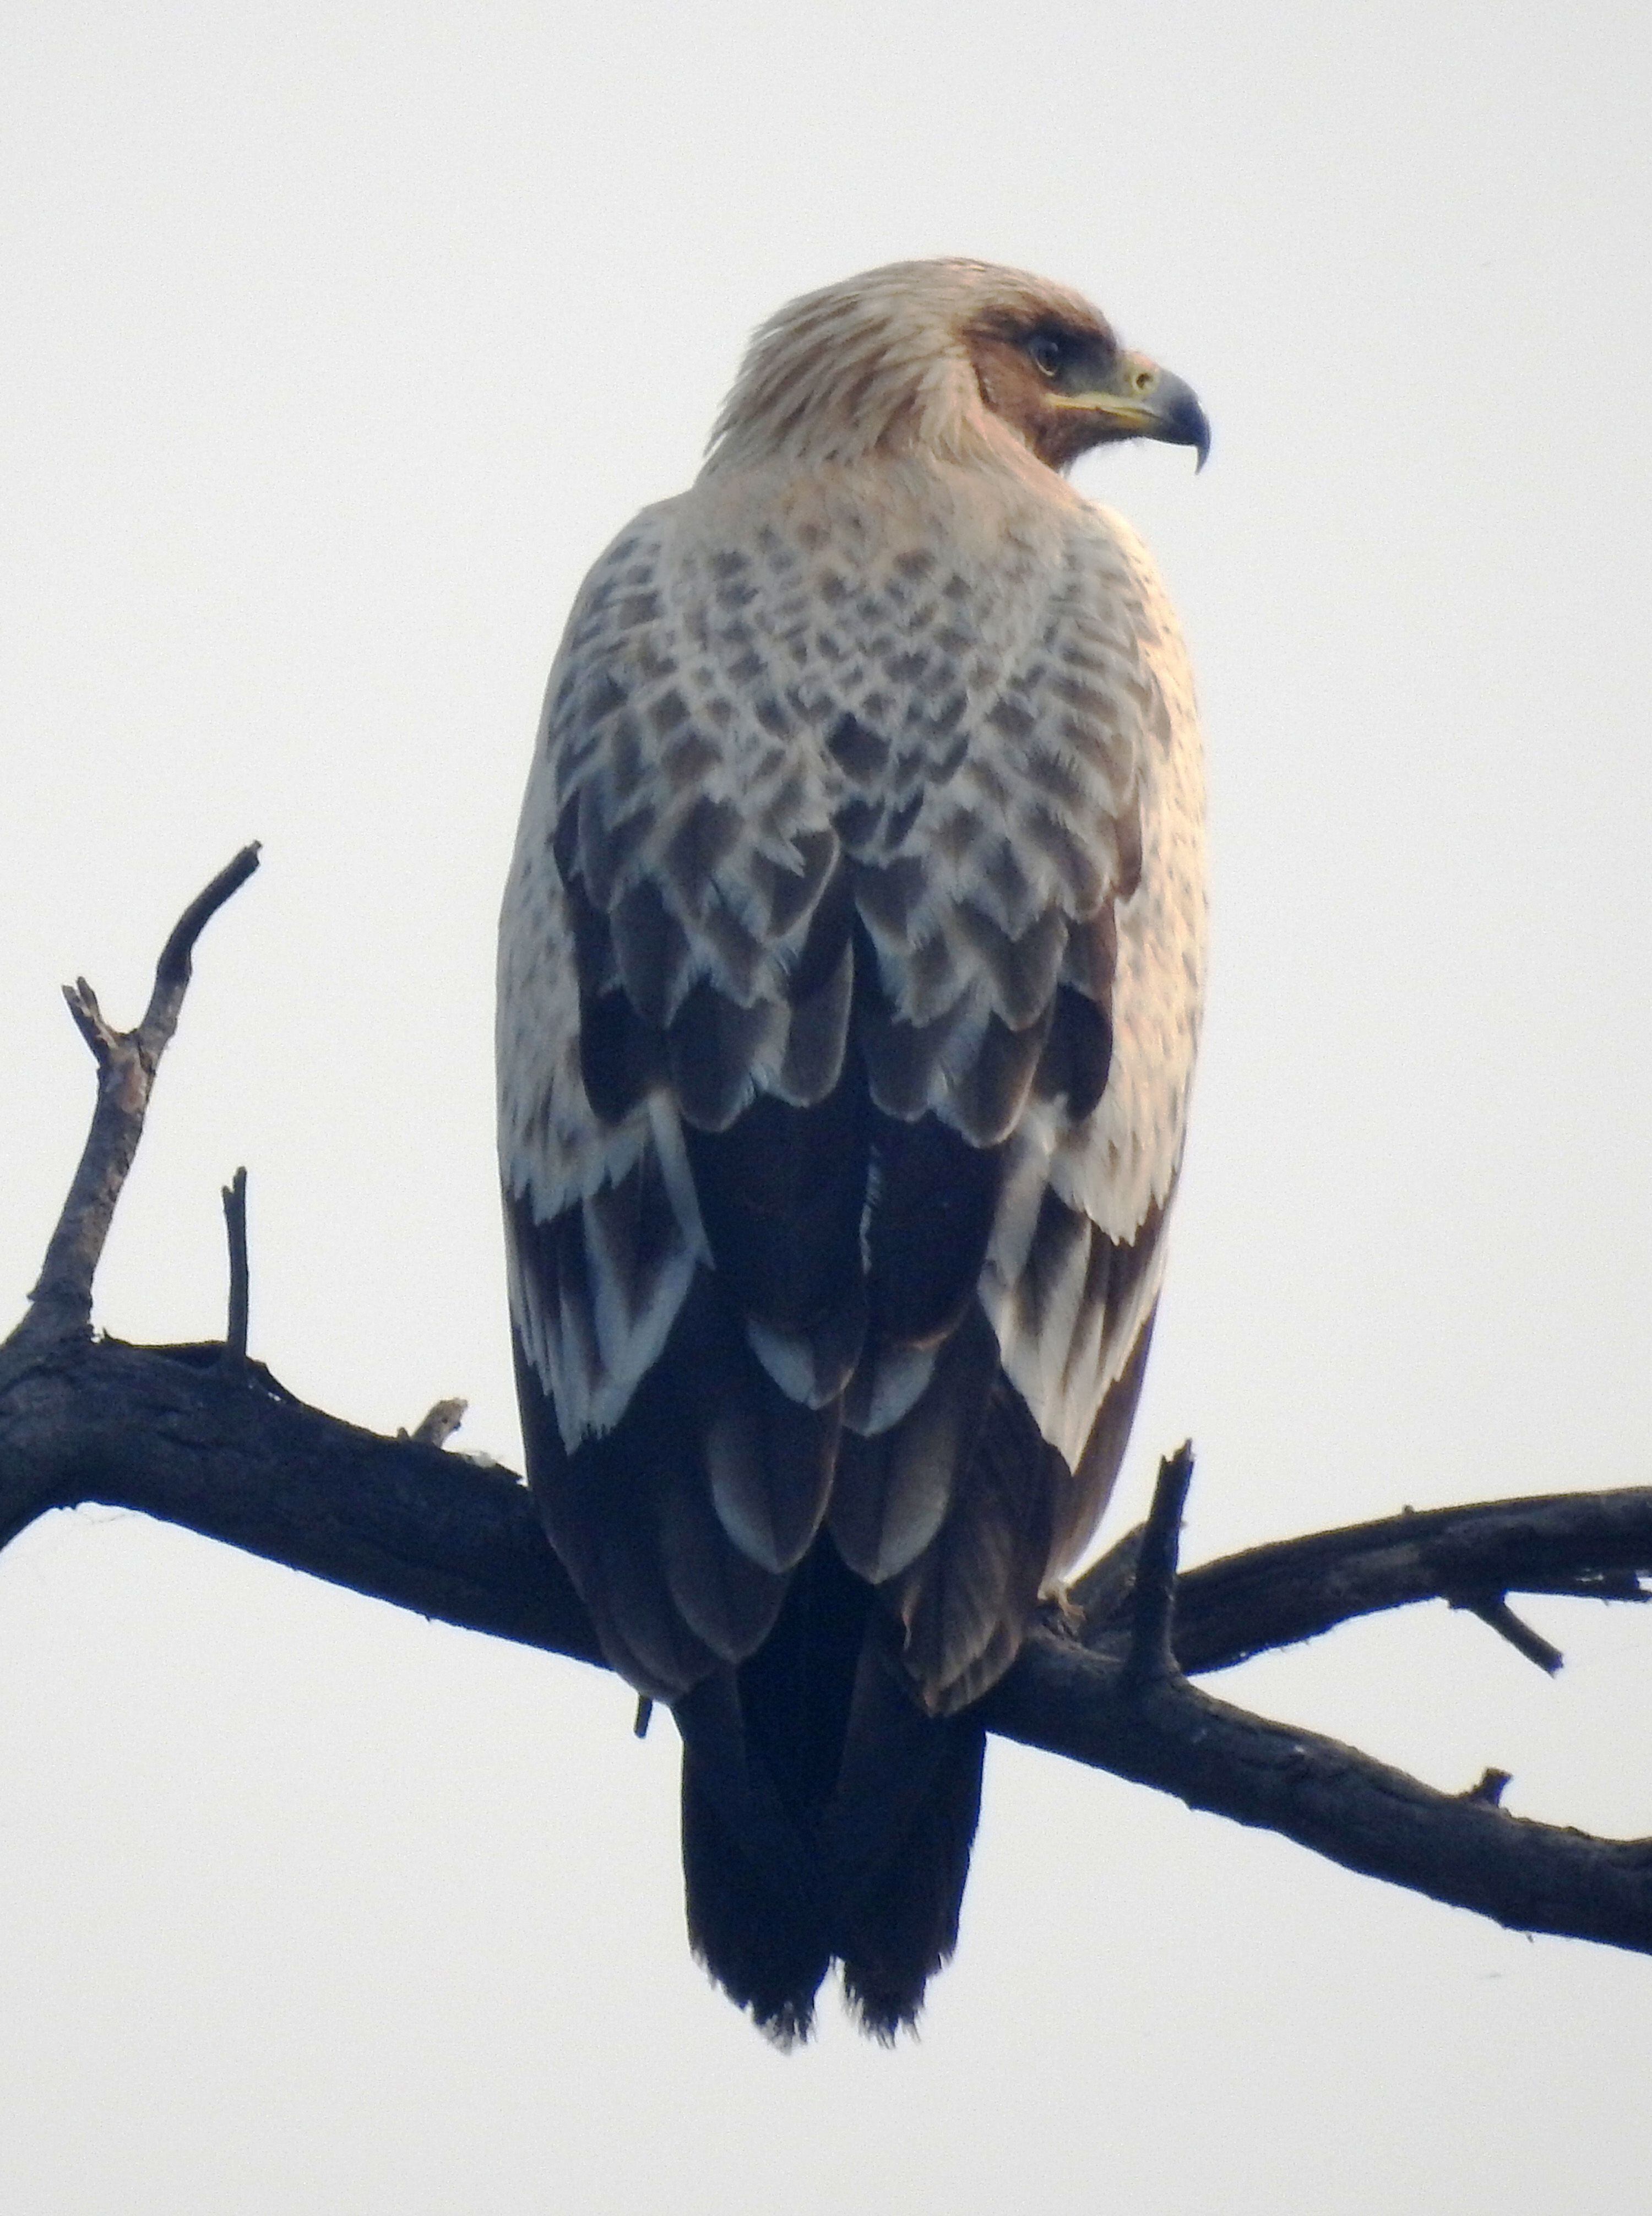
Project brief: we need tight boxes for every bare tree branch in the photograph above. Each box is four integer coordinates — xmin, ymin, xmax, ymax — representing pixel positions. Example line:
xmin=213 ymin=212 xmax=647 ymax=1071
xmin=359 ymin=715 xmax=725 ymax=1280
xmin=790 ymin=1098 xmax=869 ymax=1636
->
xmin=982 ymin=1631 xmax=1652 ymax=1954
xmin=0 ymin=1332 xmax=601 ymax=1663
xmin=5 ymin=849 xmax=1652 ymax=1968
xmin=1122 ymin=1441 xmax=1195 ymax=1686
xmin=1079 ymin=1492 xmax=1652 ymax=1677
xmin=3 ymin=1325 xmax=1652 ymax=1951
xmin=221 ymin=1166 xmax=250 ymax=1368
xmin=17 ymin=843 xmax=260 ymax=1353
xmin=1455 ymin=1593 xmax=1565 ymax=1675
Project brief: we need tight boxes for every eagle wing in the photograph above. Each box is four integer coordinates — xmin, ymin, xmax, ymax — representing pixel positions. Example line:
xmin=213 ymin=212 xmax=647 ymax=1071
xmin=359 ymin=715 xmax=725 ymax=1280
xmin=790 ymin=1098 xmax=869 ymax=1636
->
xmin=498 ymin=474 xmax=1204 ymax=1712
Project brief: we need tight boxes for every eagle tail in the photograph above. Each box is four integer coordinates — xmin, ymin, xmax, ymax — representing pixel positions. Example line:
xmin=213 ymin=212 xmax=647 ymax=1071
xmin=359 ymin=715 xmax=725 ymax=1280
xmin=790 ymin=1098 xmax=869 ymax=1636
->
xmin=676 ymin=1540 xmax=985 ymax=2043
xmin=832 ymin=1707 xmax=985 ymax=2042
xmin=679 ymin=1726 xmax=833 ymax=2045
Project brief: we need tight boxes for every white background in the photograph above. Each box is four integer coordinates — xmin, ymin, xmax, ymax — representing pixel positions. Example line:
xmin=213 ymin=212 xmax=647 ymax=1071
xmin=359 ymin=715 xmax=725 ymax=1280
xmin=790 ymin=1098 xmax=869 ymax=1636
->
xmin=3 ymin=4 xmax=1650 ymax=2209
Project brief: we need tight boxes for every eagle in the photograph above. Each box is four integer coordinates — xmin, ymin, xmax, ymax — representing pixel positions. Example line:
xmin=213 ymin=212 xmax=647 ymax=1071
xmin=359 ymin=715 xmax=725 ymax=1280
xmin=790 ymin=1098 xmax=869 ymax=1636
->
xmin=498 ymin=259 xmax=1208 ymax=2040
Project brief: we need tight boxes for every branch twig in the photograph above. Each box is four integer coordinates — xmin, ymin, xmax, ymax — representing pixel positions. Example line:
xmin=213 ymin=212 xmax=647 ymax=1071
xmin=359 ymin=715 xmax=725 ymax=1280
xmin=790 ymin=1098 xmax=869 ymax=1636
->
xmin=1454 ymin=1594 xmax=1565 ymax=1675
xmin=17 ymin=845 xmax=260 ymax=1353
xmin=406 ymin=1397 xmax=469 ymax=1449
xmin=221 ymin=1167 xmax=249 ymax=1368
xmin=1461 ymin=1768 xmax=1513 ymax=1807
xmin=1124 ymin=1443 xmax=1194 ymax=1686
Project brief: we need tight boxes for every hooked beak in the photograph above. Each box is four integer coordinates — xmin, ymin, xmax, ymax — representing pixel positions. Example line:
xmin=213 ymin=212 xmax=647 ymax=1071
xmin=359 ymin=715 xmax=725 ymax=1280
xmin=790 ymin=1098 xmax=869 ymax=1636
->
xmin=1048 ymin=348 xmax=1211 ymax=470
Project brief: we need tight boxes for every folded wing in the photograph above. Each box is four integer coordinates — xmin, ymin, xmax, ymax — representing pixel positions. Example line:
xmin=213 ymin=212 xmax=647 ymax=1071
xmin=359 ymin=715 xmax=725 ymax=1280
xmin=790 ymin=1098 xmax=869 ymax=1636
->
xmin=498 ymin=486 xmax=1203 ymax=1713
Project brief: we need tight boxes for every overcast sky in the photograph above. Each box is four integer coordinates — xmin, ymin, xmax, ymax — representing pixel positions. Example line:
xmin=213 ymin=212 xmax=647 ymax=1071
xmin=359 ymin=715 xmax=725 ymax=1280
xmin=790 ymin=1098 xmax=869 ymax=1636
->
xmin=3 ymin=3 xmax=1651 ymax=2209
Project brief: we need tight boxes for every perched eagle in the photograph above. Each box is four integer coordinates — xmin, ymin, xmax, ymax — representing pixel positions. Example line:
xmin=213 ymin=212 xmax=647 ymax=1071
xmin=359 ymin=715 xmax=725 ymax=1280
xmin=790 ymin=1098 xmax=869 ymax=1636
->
xmin=498 ymin=259 xmax=1208 ymax=2040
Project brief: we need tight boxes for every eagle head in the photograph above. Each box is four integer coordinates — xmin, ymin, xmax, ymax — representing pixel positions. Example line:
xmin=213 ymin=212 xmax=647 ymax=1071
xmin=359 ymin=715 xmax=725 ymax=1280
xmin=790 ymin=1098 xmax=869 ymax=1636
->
xmin=704 ymin=257 xmax=1209 ymax=476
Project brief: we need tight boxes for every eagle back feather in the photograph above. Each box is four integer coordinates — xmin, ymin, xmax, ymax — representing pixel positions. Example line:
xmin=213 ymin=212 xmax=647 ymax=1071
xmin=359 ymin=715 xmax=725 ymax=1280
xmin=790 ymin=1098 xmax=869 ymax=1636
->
xmin=498 ymin=433 xmax=1204 ymax=1717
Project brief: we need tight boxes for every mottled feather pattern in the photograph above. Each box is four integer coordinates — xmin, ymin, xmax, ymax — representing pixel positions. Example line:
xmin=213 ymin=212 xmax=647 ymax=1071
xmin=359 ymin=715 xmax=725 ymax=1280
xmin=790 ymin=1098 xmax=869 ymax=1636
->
xmin=500 ymin=463 xmax=1202 ymax=1503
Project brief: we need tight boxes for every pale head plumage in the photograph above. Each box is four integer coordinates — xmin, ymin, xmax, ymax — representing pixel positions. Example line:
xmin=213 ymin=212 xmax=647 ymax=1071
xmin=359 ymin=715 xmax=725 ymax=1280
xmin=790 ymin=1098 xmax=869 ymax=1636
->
xmin=703 ymin=257 xmax=1208 ymax=477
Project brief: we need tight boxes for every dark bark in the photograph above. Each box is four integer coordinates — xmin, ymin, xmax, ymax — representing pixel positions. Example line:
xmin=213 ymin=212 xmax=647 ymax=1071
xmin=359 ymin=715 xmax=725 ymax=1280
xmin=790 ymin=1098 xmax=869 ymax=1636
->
xmin=1072 ymin=1487 xmax=1652 ymax=1675
xmin=4 ymin=851 xmax=1651 ymax=1964
xmin=0 ymin=1331 xmax=600 ymax=1668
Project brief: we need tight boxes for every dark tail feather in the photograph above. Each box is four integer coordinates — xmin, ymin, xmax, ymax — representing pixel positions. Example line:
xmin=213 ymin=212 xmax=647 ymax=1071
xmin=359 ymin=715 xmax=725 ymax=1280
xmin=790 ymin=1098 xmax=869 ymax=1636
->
xmin=675 ymin=1542 xmax=985 ymax=2043
xmin=680 ymin=1719 xmax=833 ymax=2045
xmin=832 ymin=1706 xmax=984 ymax=2041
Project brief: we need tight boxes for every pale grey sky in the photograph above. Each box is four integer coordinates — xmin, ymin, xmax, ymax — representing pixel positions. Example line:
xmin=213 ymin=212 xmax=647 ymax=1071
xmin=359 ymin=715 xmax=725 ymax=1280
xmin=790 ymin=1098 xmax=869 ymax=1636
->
xmin=3 ymin=3 xmax=1650 ymax=2209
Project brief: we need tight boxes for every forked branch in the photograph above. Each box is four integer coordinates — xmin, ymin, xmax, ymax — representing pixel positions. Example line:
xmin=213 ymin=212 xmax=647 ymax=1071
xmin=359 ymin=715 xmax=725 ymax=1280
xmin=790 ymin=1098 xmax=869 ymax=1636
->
xmin=15 ymin=843 xmax=260 ymax=1353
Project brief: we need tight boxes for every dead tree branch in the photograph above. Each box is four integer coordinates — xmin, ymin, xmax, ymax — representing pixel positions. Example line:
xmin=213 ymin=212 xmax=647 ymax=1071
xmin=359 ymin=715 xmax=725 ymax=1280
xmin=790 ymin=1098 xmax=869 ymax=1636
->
xmin=4 ymin=851 xmax=1652 ymax=1963
xmin=220 ymin=1165 xmax=250 ymax=1368
xmin=1122 ymin=1441 xmax=1195 ymax=1686
xmin=1085 ymin=1491 xmax=1652 ymax=1677
xmin=15 ymin=843 xmax=260 ymax=1355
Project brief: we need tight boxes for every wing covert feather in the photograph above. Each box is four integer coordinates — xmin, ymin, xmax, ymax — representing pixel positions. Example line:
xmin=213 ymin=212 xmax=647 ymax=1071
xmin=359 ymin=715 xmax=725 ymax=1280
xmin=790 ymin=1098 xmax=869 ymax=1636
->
xmin=498 ymin=466 xmax=1205 ymax=1703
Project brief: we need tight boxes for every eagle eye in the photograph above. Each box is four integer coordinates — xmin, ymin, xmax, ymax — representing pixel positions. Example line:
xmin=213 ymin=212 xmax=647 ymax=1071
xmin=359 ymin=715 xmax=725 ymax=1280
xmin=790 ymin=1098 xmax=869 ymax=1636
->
xmin=1026 ymin=331 xmax=1066 ymax=378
